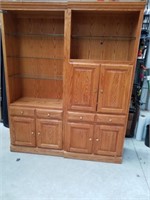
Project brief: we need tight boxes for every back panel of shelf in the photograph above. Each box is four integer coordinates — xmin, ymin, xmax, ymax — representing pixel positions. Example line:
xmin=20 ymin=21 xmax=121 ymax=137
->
xmin=4 ymin=11 xmax=64 ymax=104
xmin=70 ymin=10 xmax=140 ymax=62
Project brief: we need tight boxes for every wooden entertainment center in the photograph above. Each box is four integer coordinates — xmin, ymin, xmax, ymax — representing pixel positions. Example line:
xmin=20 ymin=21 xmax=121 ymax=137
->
xmin=0 ymin=0 xmax=145 ymax=163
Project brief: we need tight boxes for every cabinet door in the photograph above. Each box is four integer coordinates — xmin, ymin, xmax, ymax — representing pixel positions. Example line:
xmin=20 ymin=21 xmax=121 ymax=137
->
xmin=11 ymin=116 xmax=35 ymax=147
xmin=65 ymin=122 xmax=93 ymax=154
xmin=93 ymin=125 xmax=124 ymax=156
xmin=36 ymin=119 xmax=62 ymax=150
xmin=68 ymin=63 xmax=99 ymax=111
xmin=97 ymin=64 xmax=133 ymax=114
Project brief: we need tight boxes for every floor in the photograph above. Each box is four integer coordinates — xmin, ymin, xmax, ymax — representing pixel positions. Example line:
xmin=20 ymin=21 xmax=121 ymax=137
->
xmin=0 ymin=123 xmax=150 ymax=200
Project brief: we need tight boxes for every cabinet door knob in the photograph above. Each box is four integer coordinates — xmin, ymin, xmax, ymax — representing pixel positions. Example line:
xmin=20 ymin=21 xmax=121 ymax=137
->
xmin=47 ymin=113 xmax=50 ymax=117
xmin=80 ymin=116 xmax=83 ymax=120
xmin=109 ymin=119 xmax=112 ymax=122
xmin=96 ymin=138 xmax=99 ymax=141
xmin=38 ymin=132 xmax=40 ymax=135
xmin=31 ymin=132 xmax=34 ymax=135
xmin=21 ymin=111 xmax=24 ymax=115
xmin=89 ymin=138 xmax=92 ymax=141
xmin=100 ymin=90 xmax=103 ymax=94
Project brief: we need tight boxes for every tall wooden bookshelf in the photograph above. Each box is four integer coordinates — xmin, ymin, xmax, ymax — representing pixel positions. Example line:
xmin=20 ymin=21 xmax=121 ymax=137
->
xmin=0 ymin=1 xmax=145 ymax=163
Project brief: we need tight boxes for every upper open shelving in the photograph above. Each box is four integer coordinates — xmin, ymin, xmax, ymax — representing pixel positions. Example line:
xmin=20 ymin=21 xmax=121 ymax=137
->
xmin=70 ymin=10 xmax=140 ymax=62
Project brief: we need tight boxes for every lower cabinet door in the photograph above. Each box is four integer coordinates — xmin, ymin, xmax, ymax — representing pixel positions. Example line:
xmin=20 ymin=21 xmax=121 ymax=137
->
xmin=11 ymin=116 xmax=36 ymax=147
xmin=66 ymin=122 xmax=93 ymax=154
xmin=93 ymin=125 xmax=124 ymax=156
xmin=36 ymin=119 xmax=62 ymax=150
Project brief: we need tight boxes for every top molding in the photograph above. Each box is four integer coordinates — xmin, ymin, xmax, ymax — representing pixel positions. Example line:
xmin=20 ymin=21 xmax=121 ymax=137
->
xmin=0 ymin=1 xmax=146 ymax=11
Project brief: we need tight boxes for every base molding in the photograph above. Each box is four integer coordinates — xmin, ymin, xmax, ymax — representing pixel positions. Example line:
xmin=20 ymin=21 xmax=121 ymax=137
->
xmin=10 ymin=145 xmax=64 ymax=157
xmin=10 ymin=145 xmax=122 ymax=164
xmin=64 ymin=151 xmax=122 ymax=163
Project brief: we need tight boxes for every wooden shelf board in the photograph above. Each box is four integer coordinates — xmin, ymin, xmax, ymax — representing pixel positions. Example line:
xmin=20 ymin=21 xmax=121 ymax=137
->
xmin=10 ymin=97 xmax=63 ymax=109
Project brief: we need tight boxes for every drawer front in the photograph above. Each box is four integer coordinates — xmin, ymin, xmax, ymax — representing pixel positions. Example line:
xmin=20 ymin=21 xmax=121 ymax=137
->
xmin=36 ymin=109 xmax=62 ymax=120
xmin=10 ymin=106 xmax=35 ymax=117
xmin=96 ymin=114 xmax=126 ymax=125
xmin=67 ymin=112 xmax=95 ymax=122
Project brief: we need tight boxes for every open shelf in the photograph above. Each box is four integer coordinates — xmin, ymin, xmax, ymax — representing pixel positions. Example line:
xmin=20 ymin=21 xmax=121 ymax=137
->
xmin=7 ymin=55 xmax=64 ymax=60
xmin=72 ymin=35 xmax=136 ymax=41
xmin=10 ymin=97 xmax=63 ymax=109
xmin=4 ymin=10 xmax=64 ymax=104
xmin=9 ymin=74 xmax=63 ymax=80
xmin=6 ymin=32 xmax=64 ymax=38
xmin=70 ymin=10 xmax=140 ymax=61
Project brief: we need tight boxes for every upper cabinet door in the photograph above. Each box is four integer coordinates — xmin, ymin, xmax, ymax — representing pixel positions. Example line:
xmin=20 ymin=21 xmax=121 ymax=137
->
xmin=67 ymin=63 xmax=99 ymax=112
xmin=97 ymin=64 xmax=133 ymax=114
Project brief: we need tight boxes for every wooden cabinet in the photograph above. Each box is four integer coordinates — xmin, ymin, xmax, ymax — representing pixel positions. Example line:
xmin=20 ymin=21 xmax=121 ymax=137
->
xmin=11 ymin=116 xmax=35 ymax=147
xmin=67 ymin=63 xmax=99 ymax=111
xmin=66 ymin=123 xmax=93 ymax=154
xmin=1 ymin=1 xmax=145 ymax=163
xmin=36 ymin=119 xmax=62 ymax=150
xmin=10 ymin=107 xmax=63 ymax=150
xmin=97 ymin=64 xmax=133 ymax=114
xmin=93 ymin=125 xmax=124 ymax=156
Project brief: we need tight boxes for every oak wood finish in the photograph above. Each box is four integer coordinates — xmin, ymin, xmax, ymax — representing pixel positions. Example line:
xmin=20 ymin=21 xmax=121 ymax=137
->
xmin=67 ymin=63 xmax=99 ymax=111
xmin=97 ymin=64 xmax=133 ymax=114
xmin=65 ymin=122 xmax=94 ymax=154
xmin=36 ymin=119 xmax=62 ymax=150
xmin=11 ymin=116 xmax=36 ymax=147
xmin=93 ymin=125 xmax=124 ymax=156
xmin=1 ymin=1 xmax=145 ymax=163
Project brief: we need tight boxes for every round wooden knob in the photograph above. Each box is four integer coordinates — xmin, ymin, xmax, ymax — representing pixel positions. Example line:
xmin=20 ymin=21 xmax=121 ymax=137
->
xmin=109 ymin=119 xmax=112 ymax=122
xmin=100 ymin=90 xmax=103 ymax=94
xmin=21 ymin=111 xmax=24 ymax=115
xmin=89 ymin=138 xmax=92 ymax=141
xmin=47 ymin=113 xmax=50 ymax=117
xmin=38 ymin=132 xmax=40 ymax=135
xmin=80 ymin=116 xmax=83 ymax=120
xmin=31 ymin=132 xmax=34 ymax=135
xmin=96 ymin=138 xmax=99 ymax=141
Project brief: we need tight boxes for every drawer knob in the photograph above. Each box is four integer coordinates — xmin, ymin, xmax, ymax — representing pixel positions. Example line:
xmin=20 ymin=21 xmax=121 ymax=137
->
xmin=100 ymin=90 xmax=103 ymax=94
xmin=109 ymin=119 xmax=112 ymax=122
xmin=96 ymin=138 xmax=99 ymax=142
xmin=47 ymin=113 xmax=50 ymax=117
xmin=21 ymin=111 xmax=24 ymax=115
xmin=38 ymin=132 xmax=40 ymax=135
xmin=31 ymin=132 xmax=34 ymax=135
xmin=89 ymin=138 xmax=92 ymax=141
xmin=80 ymin=116 xmax=83 ymax=120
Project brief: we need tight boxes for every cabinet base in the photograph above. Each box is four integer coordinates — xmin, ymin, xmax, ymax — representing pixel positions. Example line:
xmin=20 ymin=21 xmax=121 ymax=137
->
xmin=10 ymin=145 xmax=64 ymax=157
xmin=10 ymin=145 xmax=122 ymax=163
xmin=64 ymin=151 xmax=122 ymax=164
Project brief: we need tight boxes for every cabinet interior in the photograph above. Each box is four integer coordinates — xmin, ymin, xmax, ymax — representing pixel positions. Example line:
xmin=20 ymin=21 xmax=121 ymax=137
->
xmin=71 ymin=11 xmax=140 ymax=61
xmin=4 ymin=11 xmax=64 ymax=108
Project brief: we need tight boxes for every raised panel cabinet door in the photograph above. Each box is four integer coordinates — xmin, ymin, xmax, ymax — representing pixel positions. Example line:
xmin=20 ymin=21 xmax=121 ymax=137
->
xmin=11 ymin=116 xmax=35 ymax=147
xmin=68 ymin=63 xmax=99 ymax=111
xmin=65 ymin=122 xmax=93 ymax=154
xmin=93 ymin=125 xmax=124 ymax=156
xmin=97 ymin=64 xmax=133 ymax=114
xmin=36 ymin=119 xmax=62 ymax=150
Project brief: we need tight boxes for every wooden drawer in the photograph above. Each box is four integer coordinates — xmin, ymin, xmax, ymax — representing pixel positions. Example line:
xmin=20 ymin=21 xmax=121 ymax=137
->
xmin=96 ymin=114 xmax=126 ymax=125
xmin=36 ymin=109 xmax=62 ymax=120
xmin=10 ymin=106 xmax=35 ymax=117
xmin=67 ymin=112 xmax=95 ymax=122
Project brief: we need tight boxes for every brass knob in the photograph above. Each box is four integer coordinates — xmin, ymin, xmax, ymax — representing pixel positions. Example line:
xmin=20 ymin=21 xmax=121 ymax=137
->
xmin=89 ymin=138 xmax=92 ymax=141
xmin=96 ymin=138 xmax=99 ymax=141
xmin=21 ymin=111 xmax=24 ymax=115
xmin=80 ymin=116 xmax=83 ymax=120
xmin=109 ymin=119 xmax=112 ymax=122
xmin=31 ymin=132 xmax=34 ymax=135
